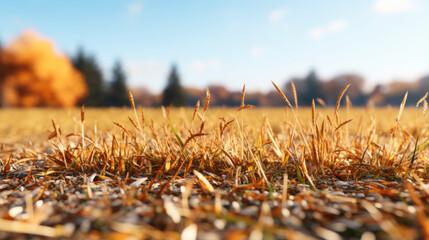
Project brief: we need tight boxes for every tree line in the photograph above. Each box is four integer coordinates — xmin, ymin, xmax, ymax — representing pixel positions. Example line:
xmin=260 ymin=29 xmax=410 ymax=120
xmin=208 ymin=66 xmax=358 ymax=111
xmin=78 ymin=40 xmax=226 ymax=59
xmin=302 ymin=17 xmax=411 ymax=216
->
xmin=70 ymin=49 xmax=189 ymax=107
xmin=131 ymin=67 xmax=429 ymax=108
xmin=1 ymin=37 xmax=427 ymax=108
xmin=72 ymin=48 xmax=130 ymax=107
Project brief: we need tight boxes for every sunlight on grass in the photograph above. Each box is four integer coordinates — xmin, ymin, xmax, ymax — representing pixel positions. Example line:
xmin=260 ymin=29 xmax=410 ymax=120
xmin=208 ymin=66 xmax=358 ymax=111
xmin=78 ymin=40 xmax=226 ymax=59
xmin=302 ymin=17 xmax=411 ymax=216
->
xmin=0 ymin=88 xmax=428 ymax=239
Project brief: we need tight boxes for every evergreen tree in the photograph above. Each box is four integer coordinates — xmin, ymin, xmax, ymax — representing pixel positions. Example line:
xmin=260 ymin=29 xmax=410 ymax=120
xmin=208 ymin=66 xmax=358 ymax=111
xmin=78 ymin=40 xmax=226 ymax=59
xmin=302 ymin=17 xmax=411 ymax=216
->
xmin=0 ymin=39 xmax=3 ymax=107
xmin=302 ymin=70 xmax=324 ymax=106
xmin=162 ymin=64 xmax=187 ymax=106
xmin=109 ymin=60 xmax=130 ymax=107
xmin=72 ymin=48 xmax=106 ymax=106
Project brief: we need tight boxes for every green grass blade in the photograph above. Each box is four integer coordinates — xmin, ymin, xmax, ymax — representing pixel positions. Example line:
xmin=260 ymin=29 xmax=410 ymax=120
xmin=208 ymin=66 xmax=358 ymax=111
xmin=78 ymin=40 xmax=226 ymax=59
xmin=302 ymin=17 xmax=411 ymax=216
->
xmin=168 ymin=120 xmax=184 ymax=148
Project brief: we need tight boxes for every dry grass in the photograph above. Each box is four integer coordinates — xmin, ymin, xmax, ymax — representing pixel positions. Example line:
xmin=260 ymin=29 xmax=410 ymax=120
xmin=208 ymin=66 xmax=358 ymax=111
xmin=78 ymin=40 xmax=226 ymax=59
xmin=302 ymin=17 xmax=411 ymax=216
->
xmin=1 ymin=106 xmax=425 ymax=142
xmin=1 ymin=88 xmax=429 ymax=239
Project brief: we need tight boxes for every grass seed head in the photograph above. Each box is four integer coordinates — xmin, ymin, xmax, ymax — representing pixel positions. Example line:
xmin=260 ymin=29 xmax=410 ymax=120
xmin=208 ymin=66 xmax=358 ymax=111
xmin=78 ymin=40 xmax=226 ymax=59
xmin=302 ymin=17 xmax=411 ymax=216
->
xmin=271 ymin=81 xmax=292 ymax=108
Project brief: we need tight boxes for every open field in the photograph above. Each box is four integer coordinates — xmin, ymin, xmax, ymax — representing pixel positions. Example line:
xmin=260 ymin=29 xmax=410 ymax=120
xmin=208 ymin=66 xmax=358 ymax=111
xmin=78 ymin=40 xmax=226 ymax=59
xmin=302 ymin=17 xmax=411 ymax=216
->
xmin=1 ymin=93 xmax=429 ymax=239
xmin=1 ymin=106 xmax=426 ymax=143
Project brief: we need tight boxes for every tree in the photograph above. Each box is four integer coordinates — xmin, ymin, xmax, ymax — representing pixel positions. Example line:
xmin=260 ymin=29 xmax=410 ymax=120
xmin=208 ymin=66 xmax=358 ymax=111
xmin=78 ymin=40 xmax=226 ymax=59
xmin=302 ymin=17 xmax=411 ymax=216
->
xmin=284 ymin=77 xmax=305 ymax=106
xmin=323 ymin=74 xmax=366 ymax=105
xmin=73 ymin=48 xmax=106 ymax=106
xmin=162 ymin=64 xmax=187 ymax=106
xmin=108 ymin=60 xmax=129 ymax=107
xmin=0 ymin=32 xmax=87 ymax=107
xmin=302 ymin=70 xmax=324 ymax=106
xmin=207 ymin=85 xmax=229 ymax=106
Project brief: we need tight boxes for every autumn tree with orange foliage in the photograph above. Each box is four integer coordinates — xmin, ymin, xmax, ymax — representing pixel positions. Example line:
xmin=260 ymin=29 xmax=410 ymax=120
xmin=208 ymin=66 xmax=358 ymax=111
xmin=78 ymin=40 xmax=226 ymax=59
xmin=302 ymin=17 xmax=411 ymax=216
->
xmin=0 ymin=30 xmax=87 ymax=107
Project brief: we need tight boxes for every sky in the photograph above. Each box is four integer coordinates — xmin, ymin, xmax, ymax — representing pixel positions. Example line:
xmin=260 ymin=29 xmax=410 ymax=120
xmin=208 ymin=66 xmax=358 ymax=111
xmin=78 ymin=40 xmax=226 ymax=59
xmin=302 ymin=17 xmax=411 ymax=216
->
xmin=0 ymin=0 xmax=428 ymax=93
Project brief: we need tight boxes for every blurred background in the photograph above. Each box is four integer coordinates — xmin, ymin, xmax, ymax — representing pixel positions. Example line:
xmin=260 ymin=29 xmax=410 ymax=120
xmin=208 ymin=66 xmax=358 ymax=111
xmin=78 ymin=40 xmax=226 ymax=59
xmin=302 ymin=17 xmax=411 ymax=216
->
xmin=0 ymin=0 xmax=428 ymax=108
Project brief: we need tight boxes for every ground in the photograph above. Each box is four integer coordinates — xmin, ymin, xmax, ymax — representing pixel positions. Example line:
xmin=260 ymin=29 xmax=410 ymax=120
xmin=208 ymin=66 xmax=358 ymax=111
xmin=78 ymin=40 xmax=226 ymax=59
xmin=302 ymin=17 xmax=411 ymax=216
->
xmin=0 ymin=103 xmax=428 ymax=239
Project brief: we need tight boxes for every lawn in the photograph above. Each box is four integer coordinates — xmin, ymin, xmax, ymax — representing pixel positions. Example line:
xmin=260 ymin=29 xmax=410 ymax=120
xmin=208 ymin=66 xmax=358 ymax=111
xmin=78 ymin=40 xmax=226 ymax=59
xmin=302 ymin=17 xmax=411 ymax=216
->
xmin=0 ymin=90 xmax=429 ymax=239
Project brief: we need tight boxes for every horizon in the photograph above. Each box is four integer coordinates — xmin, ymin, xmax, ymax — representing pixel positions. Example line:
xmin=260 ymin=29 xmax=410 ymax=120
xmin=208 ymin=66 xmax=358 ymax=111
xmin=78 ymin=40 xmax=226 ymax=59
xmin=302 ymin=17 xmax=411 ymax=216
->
xmin=0 ymin=0 xmax=428 ymax=94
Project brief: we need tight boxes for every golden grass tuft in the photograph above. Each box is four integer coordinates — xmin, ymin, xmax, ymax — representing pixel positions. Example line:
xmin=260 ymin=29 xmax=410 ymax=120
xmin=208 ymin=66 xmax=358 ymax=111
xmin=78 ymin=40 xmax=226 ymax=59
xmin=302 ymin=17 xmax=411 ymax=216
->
xmin=1 ymin=87 xmax=429 ymax=238
xmin=12 ymin=85 xmax=422 ymax=187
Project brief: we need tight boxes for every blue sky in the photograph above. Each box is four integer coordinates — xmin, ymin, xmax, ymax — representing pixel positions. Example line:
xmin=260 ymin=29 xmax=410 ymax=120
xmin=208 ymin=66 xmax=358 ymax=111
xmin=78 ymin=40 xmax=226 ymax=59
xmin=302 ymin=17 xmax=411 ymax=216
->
xmin=0 ymin=0 xmax=428 ymax=93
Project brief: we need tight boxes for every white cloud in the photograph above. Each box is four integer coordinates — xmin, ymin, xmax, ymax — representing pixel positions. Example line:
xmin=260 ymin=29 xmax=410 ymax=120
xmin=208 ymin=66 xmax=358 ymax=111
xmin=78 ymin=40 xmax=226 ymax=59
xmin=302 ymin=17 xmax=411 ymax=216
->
xmin=250 ymin=47 xmax=264 ymax=57
xmin=208 ymin=58 xmax=221 ymax=68
xmin=308 ymin=19 xmax=348 ymax=39
xmin=123 ymin=59 xmax=172 ymax=92
xmin=191 ymin=61 xmax=206 ymax=71
xmin=125 ymin=61 xmax=143 ymax=75
xmin=329 ymin=19 xmax=347 ymax=32
xmin=308 ymin=28 xmax=325 ymax=39
xmin=269 ymin=9 xmax=285 ymax=23
xmin=191 ymin=58 xmax=221 ymax=72
xmin=125 ymin=59 xmax=165 ymax=81
xmin=127 ymin=1 xmax=143 ymax=16
xmin=374 ymin=0 xmax=415 ymax=15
